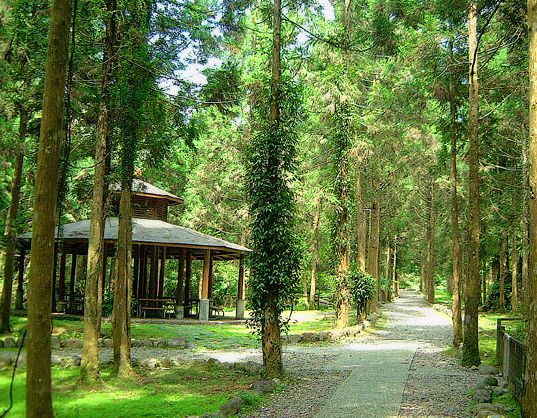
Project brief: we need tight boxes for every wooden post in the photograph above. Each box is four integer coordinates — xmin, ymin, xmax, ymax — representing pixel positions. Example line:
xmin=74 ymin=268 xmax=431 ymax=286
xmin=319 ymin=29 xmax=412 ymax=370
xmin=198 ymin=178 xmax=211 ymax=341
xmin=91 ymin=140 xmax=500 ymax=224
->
xmin=140 ymin=246 xmax=147 ymax=299
xmin=207 ymin=252 xmax=214 ymax=299
xmin=15 ymin=250 xmax=25 ymax=310
xmin=70 ymin=253 xmax=77 ymax=301
xmin=59 ymin=252 xmax=67 ymax=301
xmin=199 ymin=250 xmax=211 ymax=321
xmin=149 ymin=246 xmax=158 ymax=298
xmin=184 ymin=250 xmax=192 ymax=305
xmin=236 ymin=254 xmax=245 ymax=319
xmin=133 ymin=245 xmax=139 ymax=299
xmin=176 ymin=249 xmax=185 ymax=304
xmin=52 ymin=245 xmax=58 ymax=312
xmin=158 ymin=246 xmax=166 ymax=298
xmin=201 ymin=250 xmax=210 ymax=299
xmin=238 ymin=255 xmax=245 ymax=300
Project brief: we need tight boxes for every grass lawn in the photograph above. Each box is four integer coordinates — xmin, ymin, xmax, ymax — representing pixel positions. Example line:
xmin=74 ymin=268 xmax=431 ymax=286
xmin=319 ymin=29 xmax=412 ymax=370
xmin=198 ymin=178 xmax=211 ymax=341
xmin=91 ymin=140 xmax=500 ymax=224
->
xmin=434 ymin=288 xmax=452 ymax=305
xmin=0 ymin=363 xmax=259 ymax=418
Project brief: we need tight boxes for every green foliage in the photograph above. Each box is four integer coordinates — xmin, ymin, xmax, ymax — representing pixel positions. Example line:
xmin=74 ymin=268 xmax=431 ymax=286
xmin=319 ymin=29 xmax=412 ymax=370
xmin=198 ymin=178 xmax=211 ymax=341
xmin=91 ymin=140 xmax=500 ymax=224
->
xmin=348 ymin=265 xmax=376 ymax=315
xmin=245 ymin=74 xmax=303 ymax=331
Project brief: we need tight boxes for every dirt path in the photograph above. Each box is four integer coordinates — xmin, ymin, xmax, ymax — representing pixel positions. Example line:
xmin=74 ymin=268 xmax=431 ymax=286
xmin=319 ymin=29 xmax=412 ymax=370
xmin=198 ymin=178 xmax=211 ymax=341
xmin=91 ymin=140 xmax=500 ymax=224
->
xmin=247 ymin=291 xmax=481 ymax=418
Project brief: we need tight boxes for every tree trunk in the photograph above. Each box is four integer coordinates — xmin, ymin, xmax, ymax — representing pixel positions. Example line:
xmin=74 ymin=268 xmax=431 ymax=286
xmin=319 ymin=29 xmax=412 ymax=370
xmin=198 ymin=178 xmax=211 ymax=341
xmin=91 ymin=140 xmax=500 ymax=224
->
xmin=0 ymin=110 xmax=26 ymax=333
xmin=522 ymin=133 xmax=530 ymax=305
xmin=420 ymin=250 xmax=425 ymax=294
xmin=260 ymin=0 xmax=284 ymax=377
xmin=449 ymin=76 xmax=463 ymax=347
xmin=393 ymin=238 xmax=398 ymax=297
xmin=26 ymin=0 xmax=71 ymax=414
xmin=368 ymin=201 xmax=380 ymax=309
xmin=462 ymin=0 xmax=481 ymax=367
xmin=523 ymin=1 xmax=537 ymax=413
xmin=499 ymin=230 xmax=507 ymax=312
xmin=80 ymin=0 xmax=116 ymax=381
xmin=356 ymin=174 xmax=366 ymax=271
xmin=15 ymin=252 xmax=25 ymax=310
xmin=426 ymin=181 xmax=436 ymax=304
xmin=112 ymin=187 xmax=132 ymax=377
xmin=309 ymin=200 xmax=321 ymax=308
xmin=511 ymin=231 xmax=518 ymax=312
xmin=385 ymin=239 xmax=392 ymax=302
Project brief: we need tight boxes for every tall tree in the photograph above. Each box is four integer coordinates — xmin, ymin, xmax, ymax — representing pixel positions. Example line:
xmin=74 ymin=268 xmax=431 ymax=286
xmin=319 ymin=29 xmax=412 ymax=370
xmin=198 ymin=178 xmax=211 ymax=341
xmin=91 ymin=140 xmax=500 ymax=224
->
xmin=80 ymin=0 xmax=117 ymax=382
xmin=426 ymin=179 xmax=435 ymax=304
xmin=0 ymin=109 xmax=26 ymax=333
xmin=309 ymin=199 xmax=321 ymax=307
xmin=462 ymin=0 xmax=481 ymax=367
xmin=523 ymin=0 xmax=537 ymax=413
xmin=25 ymin=0 xmax=71 ymax=414
xmin=245 ymin=0 xmax=301 ymax=377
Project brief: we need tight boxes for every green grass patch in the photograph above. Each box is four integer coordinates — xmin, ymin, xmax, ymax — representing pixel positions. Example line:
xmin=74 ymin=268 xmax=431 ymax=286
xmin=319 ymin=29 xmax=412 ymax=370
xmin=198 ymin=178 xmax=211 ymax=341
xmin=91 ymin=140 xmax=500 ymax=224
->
xmin=434 ymin=288 xmax=452 ymax=306
xmin=0 ymin=363 xmax=259 ymax=417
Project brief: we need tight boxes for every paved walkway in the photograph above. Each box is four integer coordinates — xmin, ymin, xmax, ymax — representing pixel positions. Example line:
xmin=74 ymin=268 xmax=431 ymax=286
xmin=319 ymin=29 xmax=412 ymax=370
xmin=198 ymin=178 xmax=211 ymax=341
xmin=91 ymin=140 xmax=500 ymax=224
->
xmin=250 ymin=290 xmax=480 ymax=417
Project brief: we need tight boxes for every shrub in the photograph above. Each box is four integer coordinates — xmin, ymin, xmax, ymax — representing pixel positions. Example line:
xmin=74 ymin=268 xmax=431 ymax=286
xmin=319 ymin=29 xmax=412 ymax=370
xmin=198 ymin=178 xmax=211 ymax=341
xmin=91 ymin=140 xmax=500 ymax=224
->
xmin=348 ymin=265 xmax=376 ymax=318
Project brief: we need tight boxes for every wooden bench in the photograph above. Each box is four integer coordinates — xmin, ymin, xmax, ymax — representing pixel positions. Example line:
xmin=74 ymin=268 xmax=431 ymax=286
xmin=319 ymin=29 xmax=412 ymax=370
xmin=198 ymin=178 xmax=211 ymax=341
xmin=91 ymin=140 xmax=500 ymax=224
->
xmin=138 ymin=298 xmax=176 ymax=318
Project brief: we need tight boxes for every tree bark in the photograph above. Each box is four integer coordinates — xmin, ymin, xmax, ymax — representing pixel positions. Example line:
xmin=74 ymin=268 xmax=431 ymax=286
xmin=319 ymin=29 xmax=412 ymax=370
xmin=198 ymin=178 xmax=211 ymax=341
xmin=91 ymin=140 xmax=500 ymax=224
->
xmin=393 ymin=238 xmax=398 ymax=297
xmin=356 ymin=174 xmax=366 ymax=271
xmin=309 ymin=200 xmax=321 ymax=308
xmin=15 ymin=252 xmax=25 ymax=310
xmin=426 ymin=180 xmax=436 ymax=304
xmin=511 ymin=231 xmax=518 ymax=312
xmin=462 ymin=0 xmax=481 ymax=367
xmin=112 ymin=187 xmax=132 ymax=377
xmin=522 ymin=133 xmax=530 ymax=305
xmin=80 ymin=0 xmax=116 ymax=382
xmin=523 ymin=1 xmax=537 ymax=414
xmin=368 ymin=201 xmax=380 ymax=309
xmin=26 ymin=0 xmax=71 ymax=414
xmin=499 ymin=230 xmax=507 ymax=312
xmin=449 ymin=75 xmax=463 ymax=347
xmin=0 ymin=110 xmax=26 ymax=333
xmin=385 ymin=239 xmax=392 ymax=302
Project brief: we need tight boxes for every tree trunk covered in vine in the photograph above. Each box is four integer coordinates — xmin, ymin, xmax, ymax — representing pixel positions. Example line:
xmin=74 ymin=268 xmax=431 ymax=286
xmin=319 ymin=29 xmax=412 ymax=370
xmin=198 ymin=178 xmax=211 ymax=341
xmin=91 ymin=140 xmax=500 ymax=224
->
xmin=368 ymin=201 xmax=380 ymax=309
xmin=462 ymin=0 xmax=481 ymax=367
xmin=112 ymin=187 xmax=132 ymax=377
xmin=309 ymin=200 xmax=321 ymax=307
xmin=0 ymin=110 xmax=26 ymax=333
xmin=426 ymin=181 xmax=436 ymax=304
xmin=523 ymin=0 xmax=537 ymax=414
xmin=26 ymin=0 xmax=71 ymax=415
xmin=81 ymin=0 xmax=116 ymax=382
xmin=356 ymin=174 xmax=366 ymax=271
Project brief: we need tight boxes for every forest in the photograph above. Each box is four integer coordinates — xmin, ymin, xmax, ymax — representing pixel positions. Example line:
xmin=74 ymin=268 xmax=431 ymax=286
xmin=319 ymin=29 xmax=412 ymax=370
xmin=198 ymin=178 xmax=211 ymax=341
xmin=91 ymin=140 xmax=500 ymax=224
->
xmin=1 ymin=0 xmax=537 ymax=417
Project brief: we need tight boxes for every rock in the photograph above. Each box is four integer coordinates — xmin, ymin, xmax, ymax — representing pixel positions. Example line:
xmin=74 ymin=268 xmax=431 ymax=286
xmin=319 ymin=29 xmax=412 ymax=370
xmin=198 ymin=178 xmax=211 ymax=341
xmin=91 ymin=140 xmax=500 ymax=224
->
xmin=301 ymin=332 xmax=319 ymax=342
xmin=51 ymin=355 xmax=64 ymax=366
xmin=478 ymin=364 xmax=498 ymax=375
xmin=318 ymin=331 xmax=331 ymax=341
xmin=140 ymin=358 xmax=160 ymax=369
xmin=186 ymin=343 xmax=197 ymax=350
xmin=102 ymin=338 xmax=113 ymax=348
xmin=475 ymin=387 xmax=493 ymax=403
xmin=51 ymin=336 xmax=61 ymax=349
xmin=329 ymin=330 xmax=345 ymax=341
xmin=62 ymin=338 xmax=83 ymax=349
xmin=3 ymin=337 xmax=17 ymax=348
xmin=251 ymin=379 xmax=275 ymax=394
xmin=64 ymin=355 xmax=81 ymax=367
xmin=476 ymin=402 xmax=507 ymax=418
xmin=0 ymin=354 xmax=12 ymax=367
xmin=282 ymin=334 xmax=301 ymax=344
xmin=493 ymin=387 xmax=508 ymax=396
xmin=219 ymin=397 xmax=243 ymax=417
xmin=483 ymin=377 xmax=498 ymax=387
xmin=471 ymin=365 xmax=479 ymax=370
xmin=16 ymin=336 xmax=26 ymax=347
xmin=0 ymin=339 xmax=4 ymax=348
xmin=235 ymin=361 xmax=262 ymax=375
xmin=168 ymin=338 xmax=187 ymax=348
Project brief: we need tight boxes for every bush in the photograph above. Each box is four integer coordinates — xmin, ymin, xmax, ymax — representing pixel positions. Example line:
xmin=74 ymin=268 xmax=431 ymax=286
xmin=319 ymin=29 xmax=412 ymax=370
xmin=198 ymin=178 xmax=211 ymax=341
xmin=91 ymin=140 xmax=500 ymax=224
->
xmin=348 ymin=265 xmax=376 ymax=317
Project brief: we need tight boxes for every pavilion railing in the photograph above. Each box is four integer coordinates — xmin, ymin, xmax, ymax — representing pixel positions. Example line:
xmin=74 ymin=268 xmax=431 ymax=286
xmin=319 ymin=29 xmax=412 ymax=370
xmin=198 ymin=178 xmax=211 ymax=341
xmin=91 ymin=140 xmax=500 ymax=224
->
xmin=496 ymin=318 xmax=527 ymax=401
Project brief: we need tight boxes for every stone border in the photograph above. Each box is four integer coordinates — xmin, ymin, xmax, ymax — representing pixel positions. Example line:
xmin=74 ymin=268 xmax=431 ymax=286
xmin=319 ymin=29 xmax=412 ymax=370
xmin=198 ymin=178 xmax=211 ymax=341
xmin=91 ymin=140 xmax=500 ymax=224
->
xmin=281 ymin=311 xmax=382 ymax=345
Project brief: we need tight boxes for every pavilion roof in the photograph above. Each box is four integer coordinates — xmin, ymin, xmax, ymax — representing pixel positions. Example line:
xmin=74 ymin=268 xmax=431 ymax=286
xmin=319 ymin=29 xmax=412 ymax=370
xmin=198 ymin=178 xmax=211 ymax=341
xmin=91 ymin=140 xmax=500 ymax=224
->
xmin=18 ymin=218 xmax=250 ymax=260
xmin=110 ymin=179 xmax=183 ymax=204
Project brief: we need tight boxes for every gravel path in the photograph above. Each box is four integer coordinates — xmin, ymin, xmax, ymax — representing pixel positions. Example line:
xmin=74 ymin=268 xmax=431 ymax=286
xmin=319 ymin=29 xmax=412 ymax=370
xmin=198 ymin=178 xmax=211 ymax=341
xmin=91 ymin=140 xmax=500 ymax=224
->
xmin=246 ymin=291 xmax=481 ymax=418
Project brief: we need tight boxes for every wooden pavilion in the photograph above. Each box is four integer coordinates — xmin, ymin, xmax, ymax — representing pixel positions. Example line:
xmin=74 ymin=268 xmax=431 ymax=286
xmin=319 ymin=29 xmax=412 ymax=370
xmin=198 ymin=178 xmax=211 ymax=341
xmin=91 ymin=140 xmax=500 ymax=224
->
xmin=17 ymin=180 xmax=251 ymax=321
